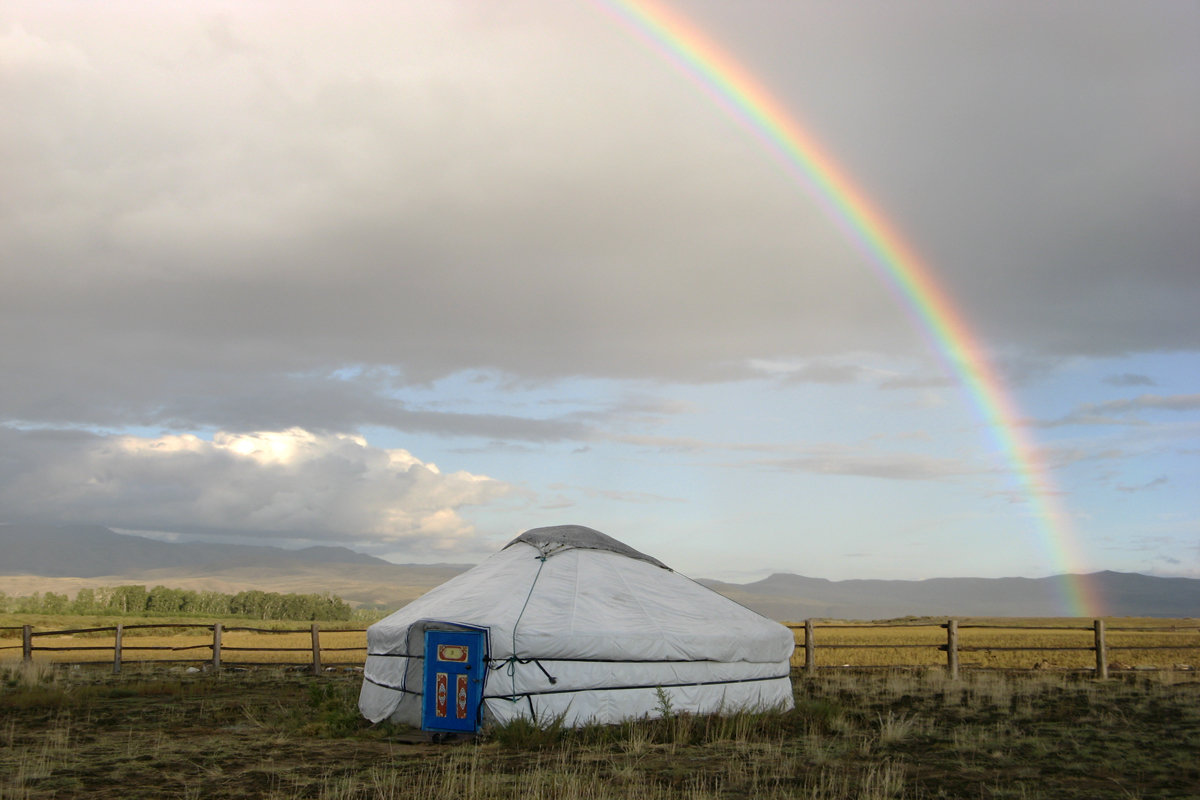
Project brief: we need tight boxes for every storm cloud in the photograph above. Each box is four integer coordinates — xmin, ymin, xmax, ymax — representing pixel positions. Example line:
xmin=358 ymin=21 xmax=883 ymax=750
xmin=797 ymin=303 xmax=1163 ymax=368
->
xmin=1 ymin=1 xmax=1196 ymax=578
xmin=3 ymin=2 xmax=1197 ymax=435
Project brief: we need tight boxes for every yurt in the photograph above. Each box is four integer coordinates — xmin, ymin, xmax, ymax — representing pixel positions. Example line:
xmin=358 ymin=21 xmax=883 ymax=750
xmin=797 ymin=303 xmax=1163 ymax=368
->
xmin=358 ymin=525 xmax=795 ymax=732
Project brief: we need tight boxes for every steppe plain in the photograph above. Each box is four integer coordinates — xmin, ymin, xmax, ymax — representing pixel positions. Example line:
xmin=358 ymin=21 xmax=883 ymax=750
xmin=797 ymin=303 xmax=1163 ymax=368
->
xmin=3 ymin=645 xmax=1199 ymax=799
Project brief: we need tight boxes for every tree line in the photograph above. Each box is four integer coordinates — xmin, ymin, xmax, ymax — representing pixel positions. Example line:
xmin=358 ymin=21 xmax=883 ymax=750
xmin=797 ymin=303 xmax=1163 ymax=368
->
xmin=0 ymin=585 xmax=356 ymax=621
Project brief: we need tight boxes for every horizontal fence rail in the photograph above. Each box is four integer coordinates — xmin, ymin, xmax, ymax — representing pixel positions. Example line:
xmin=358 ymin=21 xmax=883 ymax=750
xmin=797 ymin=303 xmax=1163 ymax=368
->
xmin=5 ymin=619 xmax=1198 ymax=678
xmin=787 ymin=619 xmax=1199 ymax=678
xmin=2 ymin=622 xmax=368 ymax=674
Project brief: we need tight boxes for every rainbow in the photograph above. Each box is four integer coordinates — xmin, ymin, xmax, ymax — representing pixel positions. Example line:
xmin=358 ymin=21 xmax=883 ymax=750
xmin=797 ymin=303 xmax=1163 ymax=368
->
xmin=594 ymin=0 xmax=1101 ymax=616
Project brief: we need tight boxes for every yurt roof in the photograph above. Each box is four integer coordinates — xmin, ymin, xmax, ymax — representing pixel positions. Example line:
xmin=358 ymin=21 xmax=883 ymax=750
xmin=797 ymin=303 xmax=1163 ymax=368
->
xmin=503 ymin=524 xmax=669 ymax=570
xmin=366 ymin=525 xmax=794 ymax=665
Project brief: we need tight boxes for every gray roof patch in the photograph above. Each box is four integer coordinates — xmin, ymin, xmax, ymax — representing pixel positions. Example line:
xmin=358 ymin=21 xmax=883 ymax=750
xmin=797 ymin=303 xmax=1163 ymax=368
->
xmin=503 ymin=525 xmax=671 ymax=570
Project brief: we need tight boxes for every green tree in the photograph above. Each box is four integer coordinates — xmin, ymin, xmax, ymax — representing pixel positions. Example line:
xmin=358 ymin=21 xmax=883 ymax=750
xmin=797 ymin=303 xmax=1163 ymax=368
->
xmin=147 ymin=585 xmax=187 ymax=615
xmin=108 ymin=585 xmax=149 ymax=615
xmin=230 ymin=589 xmax=268 ymax=618
xmin=194 ymin=591 xmax=230 ymax=616
xmin=15 ymin=592 xmax=41 ymax=614
xmin=316 ymin=593 xmax=353 ymax=621
xmin=40 ymin=592 xmax=69 ymax=614
xmin=70 ymin=588 xmax=97 ymax=614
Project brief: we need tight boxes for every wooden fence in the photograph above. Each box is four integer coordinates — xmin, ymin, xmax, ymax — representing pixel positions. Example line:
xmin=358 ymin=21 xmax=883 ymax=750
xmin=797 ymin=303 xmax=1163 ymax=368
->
xmin=0 ymin=622 xmax=366 ymax=674
xmin=4 ymin=619 xmax=1198 ymax=677
xmin=787 ymin=619 xmax=1200 ymax=678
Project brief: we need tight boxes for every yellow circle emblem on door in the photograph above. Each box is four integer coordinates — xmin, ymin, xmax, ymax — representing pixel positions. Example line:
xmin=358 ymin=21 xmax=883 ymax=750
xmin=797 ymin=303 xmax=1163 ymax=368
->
xmin=438 ymin=644 xmax=468 ymax=662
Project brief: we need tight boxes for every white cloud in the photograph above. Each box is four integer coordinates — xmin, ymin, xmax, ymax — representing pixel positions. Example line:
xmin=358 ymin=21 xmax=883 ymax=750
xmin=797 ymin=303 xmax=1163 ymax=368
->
xmin=548 ymin=483 xmax=686 ymax=506
xmin=756 ymin=451 xmax=984 ymax=482
xmin=0 ymin=426 xmax=508 ymax=551
xmin=0 ymin=24 xmax=90 ymax=73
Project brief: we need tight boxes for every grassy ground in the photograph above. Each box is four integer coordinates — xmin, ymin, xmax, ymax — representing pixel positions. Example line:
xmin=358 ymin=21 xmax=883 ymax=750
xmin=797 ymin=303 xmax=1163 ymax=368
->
xmin=2 ymin=661 xmax=1198 ymax=799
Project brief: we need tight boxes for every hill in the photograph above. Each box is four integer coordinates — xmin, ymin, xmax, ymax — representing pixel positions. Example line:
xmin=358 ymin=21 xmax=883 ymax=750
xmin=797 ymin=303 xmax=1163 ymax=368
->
xmin=2 ymin=524 xmax=1196 ymax=618
xmin=699 ymin=571 xmax=1200 ymax=620
xmin=0 ymin=524 xmax=469 ymax=609
xmin=0 ymin=524 xmax=392 ymax=575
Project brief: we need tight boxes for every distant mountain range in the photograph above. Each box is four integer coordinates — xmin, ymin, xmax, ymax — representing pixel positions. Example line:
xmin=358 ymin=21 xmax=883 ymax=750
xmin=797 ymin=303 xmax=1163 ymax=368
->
xmin=2 ymin=524 xmax=1196 ymax=619
xmin=0 ymin=524 xmax=393 ymax=576
xmin=698 ymin=571 xmax=1200 ymax=620
xmin=0 ymin=524 xmax=469 ymax=609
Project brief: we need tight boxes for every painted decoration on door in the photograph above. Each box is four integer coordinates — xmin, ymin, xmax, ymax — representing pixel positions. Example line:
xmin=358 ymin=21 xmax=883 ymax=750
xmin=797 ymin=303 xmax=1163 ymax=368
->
xmin=435 ymin=672 xmax=448 ymax=718
xmin=456 ymin=674 xmax=468 ymax=719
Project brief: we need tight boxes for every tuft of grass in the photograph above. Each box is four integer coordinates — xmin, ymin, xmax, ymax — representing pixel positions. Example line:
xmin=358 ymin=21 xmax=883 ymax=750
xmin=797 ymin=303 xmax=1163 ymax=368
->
xmin=793 ymin=697 xmax=847 ymax=735
xmin=301 ymin=680 xmax=367 ymax=737
xmin=486 ymin=709 xmax=570 ymax=750
xmin=1 ymin=659 xmax=59 ymax=690
xmin=877 ymin=710 xmax=921 ymax=744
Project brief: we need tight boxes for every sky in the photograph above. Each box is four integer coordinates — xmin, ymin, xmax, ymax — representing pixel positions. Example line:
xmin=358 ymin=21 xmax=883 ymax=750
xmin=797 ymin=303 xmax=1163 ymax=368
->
xmin=2 ymin=1 xmax=1197 ymax=586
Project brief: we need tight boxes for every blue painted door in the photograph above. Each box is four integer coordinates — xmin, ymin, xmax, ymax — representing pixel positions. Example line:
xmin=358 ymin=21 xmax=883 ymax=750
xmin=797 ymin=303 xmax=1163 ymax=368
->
xmin=422 ymin=629 xmax=486 ymax=732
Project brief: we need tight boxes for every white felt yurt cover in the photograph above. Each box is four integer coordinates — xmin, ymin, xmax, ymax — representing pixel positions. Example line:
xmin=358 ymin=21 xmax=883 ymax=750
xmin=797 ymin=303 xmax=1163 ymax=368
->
xmin=359 ymin=525 xmax=795 ymax=727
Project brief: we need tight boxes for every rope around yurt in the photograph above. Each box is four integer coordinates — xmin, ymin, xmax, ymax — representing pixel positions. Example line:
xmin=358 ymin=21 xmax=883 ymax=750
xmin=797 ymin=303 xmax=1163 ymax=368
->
xmin=496 ymin=554 xmax=559 ymax=712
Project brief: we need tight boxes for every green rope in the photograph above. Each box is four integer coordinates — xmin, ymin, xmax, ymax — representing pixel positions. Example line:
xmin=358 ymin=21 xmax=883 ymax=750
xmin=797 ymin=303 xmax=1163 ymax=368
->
xmin=505 ymin=555 xmax=547 ymax=702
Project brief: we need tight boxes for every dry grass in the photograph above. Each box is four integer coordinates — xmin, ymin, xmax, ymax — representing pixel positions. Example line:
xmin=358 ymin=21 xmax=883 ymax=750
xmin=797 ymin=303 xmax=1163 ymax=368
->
xmin=2 ymin=665 xmax=1198 ymax=799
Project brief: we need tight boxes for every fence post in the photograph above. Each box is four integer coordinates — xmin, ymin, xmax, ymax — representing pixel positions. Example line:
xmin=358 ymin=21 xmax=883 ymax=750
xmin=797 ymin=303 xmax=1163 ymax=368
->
xmin=311 ymin=623 xmax=322 ymax=675
xmin=212 ymin=623 xmax=222 ymax=672
xmin=946 ymin=619 xmax=959 ymax=680
xmin=804 ymin=619 xmax=815 ymax=676
xmin=22 ymin=625 xmax=32 ymax=664
xmin=113 ymin=624 xmax=123 ymax=674
xmin=1094 ymin=619 xmax=1108 ymax=679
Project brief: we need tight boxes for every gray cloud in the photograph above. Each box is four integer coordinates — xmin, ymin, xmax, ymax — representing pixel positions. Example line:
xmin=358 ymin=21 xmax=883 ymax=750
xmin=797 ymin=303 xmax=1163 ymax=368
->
xmin=1 ymin=2 xmax=1195 ymax=437
xmin=0 ymin=360 xmax=649 ymax=442
xmin=735 ymin=2 xmax=1200 ymax=359
xmin=1103 ymin=373 xmax=1156 ymax=388
xmin=1116 ymin=476 xmax=1168 ymax=494
xmin=1045 ymin=393 xmax=1200 ymax=427
xmin=1084 ymin=394 xmax=1200 ymax=415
